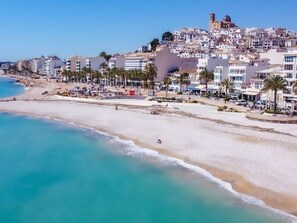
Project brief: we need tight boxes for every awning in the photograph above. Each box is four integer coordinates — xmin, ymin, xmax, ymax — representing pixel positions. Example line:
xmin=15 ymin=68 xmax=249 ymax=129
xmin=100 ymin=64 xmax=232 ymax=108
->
xmin=243 ymin=91 xmax=260 ymax=96
xmin=195 ymin=85 xmax=206 ymax=90
xmin=187 ymin=84 xmax=198 ymax=91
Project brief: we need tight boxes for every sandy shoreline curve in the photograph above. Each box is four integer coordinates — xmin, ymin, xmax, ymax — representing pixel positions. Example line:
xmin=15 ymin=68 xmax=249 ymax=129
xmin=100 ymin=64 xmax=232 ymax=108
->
xmin=1 ymin=75 xmax=297 ymax=219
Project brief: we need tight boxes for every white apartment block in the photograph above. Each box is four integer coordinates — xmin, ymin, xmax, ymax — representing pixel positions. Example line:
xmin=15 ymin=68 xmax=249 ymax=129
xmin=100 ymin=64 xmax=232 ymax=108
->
xmin=213 ymin=66 xmax=229 ymax=87
xmin=125 ymin=46 xmax=181 ymax=81
xmin=250 ymin=66 xmax=283 ymax=90
xmin=283 ymin=51 xmax=297 ymax=91
xmin=66 ymin=56 xmax=106 ymax=72
xmin=196 ymin=57 xmax=229 ymax=83
xmin=31 ymin=58 xmax=46 ymax=73
xmin=109 ymin=55 xmax=125 ymax=69
xmin=43 ymin=57 xmax=64 ymax=77
xmin=228 ymin=64 xmax=267 ymax=90
xmin=125 ymin=53 xmax=150 ymax=71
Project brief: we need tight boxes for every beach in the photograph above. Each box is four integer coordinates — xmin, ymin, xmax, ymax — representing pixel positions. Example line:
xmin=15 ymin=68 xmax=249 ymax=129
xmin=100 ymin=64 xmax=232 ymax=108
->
xmin=1 ymin=76 xmax=297 ymax=218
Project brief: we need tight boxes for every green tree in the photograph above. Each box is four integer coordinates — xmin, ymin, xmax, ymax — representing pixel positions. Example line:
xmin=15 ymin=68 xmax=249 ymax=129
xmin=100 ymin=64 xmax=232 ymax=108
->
xmin=144 ymin=63 xmax=158 ymax=89
xmin=221 ymin=78 xmax=234 ymax=102
xmin=199 ymin=69 xmax=214 ymax=96
xmin=162 ymin=31 xmax=174 ymax=41
xmin=261 ymin=75 xmax=289 ymax=113
xmin=81 ymin=66 xmax=92 ymax=83
xmin=150 ymin=38 xmax=160 ymax=51
xmin=99 ymin=51 xmax=112 ymax=61
xmin=178 ymin=73 xmax=189 ymax=93
xmin=162 ymin=76 xmax=172 ymax=99
xmin=117 ymin=68 xmax=126 ymax=86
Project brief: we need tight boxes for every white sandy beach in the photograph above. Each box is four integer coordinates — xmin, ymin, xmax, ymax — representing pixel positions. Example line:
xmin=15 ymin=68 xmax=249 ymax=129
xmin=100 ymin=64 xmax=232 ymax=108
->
xmin=1 ymin=77 xmax=297 ymax=216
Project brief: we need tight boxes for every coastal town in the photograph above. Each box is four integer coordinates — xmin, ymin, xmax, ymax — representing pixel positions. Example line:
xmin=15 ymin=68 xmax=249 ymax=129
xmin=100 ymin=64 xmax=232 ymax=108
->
xmin=1 ymin=13 xmax=297 ymax=116
xmin=1 ymin=11 xmax=297 ymax=222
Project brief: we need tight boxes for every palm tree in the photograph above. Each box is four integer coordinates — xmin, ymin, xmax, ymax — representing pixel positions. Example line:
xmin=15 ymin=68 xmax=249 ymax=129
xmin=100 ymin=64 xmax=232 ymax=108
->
xmin=177 ymin=72 xmax=189 ymax=93
xmin=199 ymin=69 xmax=214 ymax=96
xmin=261 ymin=75 xmax=289 ymax=113
xmin=221 ymin=78 xmax=234 ymax=101
xmin=292 ymin=81 xmax=297 ymax=95
xmin=163 ymin=76 xmax=172 ymax=99
xmin=117 ymin=68 xmax=126 ymax=87
xmin=144 ymin=63 xmax=158 ymax=89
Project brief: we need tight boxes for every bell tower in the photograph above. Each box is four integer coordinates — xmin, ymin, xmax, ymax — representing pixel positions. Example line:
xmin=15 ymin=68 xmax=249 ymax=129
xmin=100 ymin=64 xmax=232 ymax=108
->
xmin=209 ymin=13 xmax=216 ymax=31
xmin=210 ymin=13 xmax=215 ymax=23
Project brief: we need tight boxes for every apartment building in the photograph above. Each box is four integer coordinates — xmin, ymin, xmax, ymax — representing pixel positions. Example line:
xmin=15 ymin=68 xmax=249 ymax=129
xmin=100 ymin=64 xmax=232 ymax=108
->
xmin=227 ymin=62 xmax=267 ymax=90
xmin=125 ymin=46 xmax=181 ymax=81
xmin=66 ymin=56 xmax=106 ymax=72
xmin=213 ymin=65 xmax=229 ymax=87
xmin=195 ymin=57 xmax=229 ymax=83
xmin=43 ymin=57 xmax=64 ymax=77
xmin=283 ymin=51 xmax=297 ymax=90
xmin=31 ymin=58 xmax=46 ymax=73
xmin=109 ymin=55 xmax=125 ymax=69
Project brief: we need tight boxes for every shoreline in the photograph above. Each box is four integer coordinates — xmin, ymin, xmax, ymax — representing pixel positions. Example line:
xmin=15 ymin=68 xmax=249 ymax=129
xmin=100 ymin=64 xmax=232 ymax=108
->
xmin=1 ymin=75 xmax=297 ymax=219
xmin=1 ymin=110 xmax=296 ymax=221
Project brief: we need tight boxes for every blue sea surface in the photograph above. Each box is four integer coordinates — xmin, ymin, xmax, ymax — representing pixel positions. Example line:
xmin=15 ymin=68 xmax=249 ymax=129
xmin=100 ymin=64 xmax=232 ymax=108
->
xmin=0 ymin=77 xmax=24 ymax=98
xmin=0 ymin=113 xmax=291 ymax=223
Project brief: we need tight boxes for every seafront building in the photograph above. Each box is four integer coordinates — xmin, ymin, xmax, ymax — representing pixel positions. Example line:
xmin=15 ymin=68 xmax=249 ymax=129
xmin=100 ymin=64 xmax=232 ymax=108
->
xmin=66 ymin=56 xmax=106 ymax=72
xmin=283 ymin=51 xmax=297 ymax=91
xmin=42 ymin=56 xmax=64 ymax=77
xmin=125 ymin=46 xmax=181 ymax=81
xmin=31 ymin=57 xmax=46 ymax=74
xmin=195 ymin=57 xmax=229 ymax=83
xmin=109 ymin=55 xmax=125 ymax=69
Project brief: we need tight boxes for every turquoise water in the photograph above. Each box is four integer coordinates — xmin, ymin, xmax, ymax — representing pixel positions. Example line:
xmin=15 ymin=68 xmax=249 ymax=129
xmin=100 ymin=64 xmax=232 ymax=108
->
xmin=0 ymin=77 xmax=24 ymax=98
xmin=0 ymin=113 xmax=292 ymax=223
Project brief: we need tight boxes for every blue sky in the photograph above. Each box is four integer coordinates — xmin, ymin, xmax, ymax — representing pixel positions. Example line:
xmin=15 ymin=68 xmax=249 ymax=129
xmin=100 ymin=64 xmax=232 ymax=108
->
xmin=1 ymin=0 xmax=297 ymax=61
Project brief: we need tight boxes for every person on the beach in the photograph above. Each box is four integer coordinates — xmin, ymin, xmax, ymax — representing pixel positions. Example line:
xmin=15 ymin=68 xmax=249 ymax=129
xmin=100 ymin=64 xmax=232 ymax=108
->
xmin=157 ymin=139 xmax=162 ymax=144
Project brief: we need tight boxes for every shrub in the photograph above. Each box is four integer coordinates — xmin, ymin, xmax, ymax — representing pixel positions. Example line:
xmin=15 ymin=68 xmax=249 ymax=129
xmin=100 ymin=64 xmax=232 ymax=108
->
xmin=191 ymin=100 xmax=198 ymax=103
xmin=217 ymin=106 xmax=224 ymax=111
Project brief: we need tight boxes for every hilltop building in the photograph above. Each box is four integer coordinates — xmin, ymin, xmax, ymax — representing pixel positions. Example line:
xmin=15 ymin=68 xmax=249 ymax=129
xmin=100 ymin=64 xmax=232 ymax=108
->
xmin=209 ymin=13 xmax=237 ymax=31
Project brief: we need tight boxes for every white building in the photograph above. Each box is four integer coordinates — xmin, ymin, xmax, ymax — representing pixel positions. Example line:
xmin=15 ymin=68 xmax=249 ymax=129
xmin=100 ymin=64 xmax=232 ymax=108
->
xmin=213 ymin=65 xmax=229 ymax=87
xmin=228 ymin=63 xmax=267 ymax=90
xmin=109 ymin=55 xmax=125 ymax=69
xmin=259 ymin=49 xmax=286 ymax=65
xmin=31 ymin=58 xmax=45 ymax=73
xmin=195 ymin=57 xmax=229 ymax=83
xmin=283 ymin=51 xmax=297 ymax=91
xmin=43 ymin=57 xmax=64 ymax=77
xmin=125 ymin=46 xmax=181 ymax=81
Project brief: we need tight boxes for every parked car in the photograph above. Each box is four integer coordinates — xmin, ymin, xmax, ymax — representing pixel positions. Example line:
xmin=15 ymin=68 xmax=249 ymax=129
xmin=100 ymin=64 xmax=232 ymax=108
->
xmin=235 ymin=99 xmax=248 ymax=105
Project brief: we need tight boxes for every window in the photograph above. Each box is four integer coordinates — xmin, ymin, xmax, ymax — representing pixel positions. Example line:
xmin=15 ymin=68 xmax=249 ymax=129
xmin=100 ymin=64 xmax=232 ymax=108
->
xmin=285 ymin=73 xmax=292 ymax=78
xmin=284 ymin=65 xmax=293 ymax=70
xmin=285 ymin=56 xmax=294 ymax=62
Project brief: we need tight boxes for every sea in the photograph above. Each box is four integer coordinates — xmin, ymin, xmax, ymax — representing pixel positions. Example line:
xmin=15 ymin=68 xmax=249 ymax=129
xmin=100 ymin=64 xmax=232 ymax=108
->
xmin=0 ymin=78 xmax=294 ymax=223
xmin=0 ymin=77 xmax=24 ymax=98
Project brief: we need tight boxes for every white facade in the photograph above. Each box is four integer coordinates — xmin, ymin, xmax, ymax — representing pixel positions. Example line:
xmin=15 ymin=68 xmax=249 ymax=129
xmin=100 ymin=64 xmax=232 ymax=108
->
xmin=283 ymin=51 xmax=297 ymax=91
xmin=196 ymin=57 xmax=229 ymax=83
xmin=228 ymin=64 xmax=267 ymax=89
xmin=31 ymin=58 xmax=45 ymax=73
xmin=43 ymin=57 xmax=64 ymax=77
xmin=125 ymin=46 xmax=182 ymax=81
xmin=259 ymin=49 xmax=286 ymax=65
xmin=213 ymin=66 xmax=229 ymax=87
xmin=109 ymin=55 xmax=125 ymax=69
